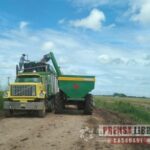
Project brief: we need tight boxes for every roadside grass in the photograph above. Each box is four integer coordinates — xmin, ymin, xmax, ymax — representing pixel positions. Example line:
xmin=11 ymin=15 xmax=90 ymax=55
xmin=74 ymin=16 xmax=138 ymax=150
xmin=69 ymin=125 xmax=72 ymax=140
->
xmin=94 ymin=96 xmax=150 ymax=124
xmin=0 ymin=91 xmax=3 ymax=110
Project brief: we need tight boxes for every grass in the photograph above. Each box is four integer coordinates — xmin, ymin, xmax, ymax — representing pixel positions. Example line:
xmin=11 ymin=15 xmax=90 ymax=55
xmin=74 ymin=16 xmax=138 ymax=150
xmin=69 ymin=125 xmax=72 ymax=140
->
xmin=95 ymin=96 xmax=150 ymax=124
xmin=0 ymin=91 xmax=4 ymax=110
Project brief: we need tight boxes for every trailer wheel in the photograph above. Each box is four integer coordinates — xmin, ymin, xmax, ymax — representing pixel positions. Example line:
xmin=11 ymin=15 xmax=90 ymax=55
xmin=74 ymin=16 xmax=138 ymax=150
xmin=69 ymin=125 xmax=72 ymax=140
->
xmin=4 ymin=110 xmax=13 ymax=117
xmin=77 ymin=103 xmax=84 ymax=110
xmin=84 ymin=94 xmax=93 ymax=115
xmin=54 ymin=92 xmax=64 ymax=114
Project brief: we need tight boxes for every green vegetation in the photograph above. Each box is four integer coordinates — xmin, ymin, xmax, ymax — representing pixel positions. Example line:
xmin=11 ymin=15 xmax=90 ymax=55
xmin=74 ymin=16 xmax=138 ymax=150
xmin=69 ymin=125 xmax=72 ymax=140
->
xmin=0 ymin=91 xmax=3 ymax=109
xmin=113 ymin=93 xmax=127 ymax=97
xmin=95 ymin=96 xmax=150 ymax=124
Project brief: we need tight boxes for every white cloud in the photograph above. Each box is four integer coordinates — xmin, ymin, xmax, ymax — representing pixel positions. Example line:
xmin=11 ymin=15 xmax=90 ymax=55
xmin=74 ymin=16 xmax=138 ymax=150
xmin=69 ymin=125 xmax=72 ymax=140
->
xmin=70 ymin=9 xmax=105 ymax=31
xmin=19 ymin=21 xmax=29 ymax=29
xmin=72 ymin=0 xmax=150 ymax=26
xmin=98 ymin=54 xmax=142 ymax=66
xmin=0 ymin=21 xmax=150 ymax=96
xmin=98 ymin=54 xmax=126 ymax=65
xmin=130 ymin=0 xmax=150 ymax=25
xmin=70 ymin=0 xmax=124 ymax=8
xmin=144 ymin=54 xmax=150 ymax=60
xmin=136 ymin=35 xmax=149 ymax=43
xmin=58 ymin=19 xmax=66 ymax=24
xmin=127 ymin=59 xmax=137 ymax=65
xmin=98 ymin=54 xmax=111 ymax=64
xmin=71 ymin=0 xmax=108 ymax=7
xmin=112 ymin=58 xmax=124 ymax=65
xmin=42 ymin=41 xmax=55 ymax=51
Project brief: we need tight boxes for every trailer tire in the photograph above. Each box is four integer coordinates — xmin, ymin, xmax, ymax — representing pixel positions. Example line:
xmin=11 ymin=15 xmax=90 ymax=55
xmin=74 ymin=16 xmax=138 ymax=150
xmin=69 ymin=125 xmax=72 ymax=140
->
xmin=54 ymin=92 xmax=64 ymax=114
xmin=77 ymin=103 xmax=84 ymax=110
xmin=84 ymin=94 xmax=93 ymax=115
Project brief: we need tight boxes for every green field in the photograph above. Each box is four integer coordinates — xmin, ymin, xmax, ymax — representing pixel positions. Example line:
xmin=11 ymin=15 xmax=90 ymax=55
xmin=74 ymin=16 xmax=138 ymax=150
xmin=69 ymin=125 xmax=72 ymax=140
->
xmin=95 ymin=96 xmax=150 ymax=124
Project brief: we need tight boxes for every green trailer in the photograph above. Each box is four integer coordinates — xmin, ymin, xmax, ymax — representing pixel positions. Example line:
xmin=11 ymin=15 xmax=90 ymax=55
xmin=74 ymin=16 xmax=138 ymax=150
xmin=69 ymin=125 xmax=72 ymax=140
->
xmin=58 ymin=75 xmax=95 ymax=99
xmin=46 ymin=52 xmax=95 ymax=114
xmin=55 ymin=75 xmax=95 ymax=114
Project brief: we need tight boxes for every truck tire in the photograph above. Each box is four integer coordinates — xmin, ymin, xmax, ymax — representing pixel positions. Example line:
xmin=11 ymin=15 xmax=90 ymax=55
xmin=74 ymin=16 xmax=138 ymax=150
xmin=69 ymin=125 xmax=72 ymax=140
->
xmin=84 ymin=94 xmax=93 ymax=115
xmin=38 ymin=109 xmax=46 ymax=118
xmin=47 ymin=97 xmax=55 ymax=112
xmin=54 ymin=92 xmax=64 ymax=114
xmin=38 ymin=104 xmax=46 ymax=118
xmin=4 ymin=110 xmax=13 ymax=117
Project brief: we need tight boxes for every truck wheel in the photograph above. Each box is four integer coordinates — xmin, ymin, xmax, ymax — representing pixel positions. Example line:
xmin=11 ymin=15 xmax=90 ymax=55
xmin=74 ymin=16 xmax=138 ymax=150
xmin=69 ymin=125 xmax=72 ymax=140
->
xmin=54 ymin=92 xmax=64 ymax=114
xmin=38 ymin=105 xmax=46 ymax=118
xmin=47 ymin=97 xmax=55 ymax=112
xmin=4 ymin=110 xmax=13 ymax=117
xmin=84 ymin=94 xmax=93 ymax=115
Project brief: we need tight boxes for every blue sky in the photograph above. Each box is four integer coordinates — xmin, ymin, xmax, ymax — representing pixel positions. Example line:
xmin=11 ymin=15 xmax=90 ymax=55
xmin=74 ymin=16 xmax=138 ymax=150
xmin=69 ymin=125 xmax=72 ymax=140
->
xmin=0 ymin=0 xmax=150 ymax=97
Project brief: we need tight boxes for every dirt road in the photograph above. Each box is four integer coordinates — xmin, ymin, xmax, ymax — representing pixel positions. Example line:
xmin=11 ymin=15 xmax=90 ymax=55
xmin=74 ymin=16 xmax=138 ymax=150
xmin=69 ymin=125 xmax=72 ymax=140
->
xmin=0 ymin=109 xmax=149 ymax=150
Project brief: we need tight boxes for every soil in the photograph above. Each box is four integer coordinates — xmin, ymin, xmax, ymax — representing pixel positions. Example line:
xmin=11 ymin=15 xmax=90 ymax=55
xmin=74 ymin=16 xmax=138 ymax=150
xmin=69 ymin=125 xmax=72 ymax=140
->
xmin=0 ymin=108 xmax=149 ymax=150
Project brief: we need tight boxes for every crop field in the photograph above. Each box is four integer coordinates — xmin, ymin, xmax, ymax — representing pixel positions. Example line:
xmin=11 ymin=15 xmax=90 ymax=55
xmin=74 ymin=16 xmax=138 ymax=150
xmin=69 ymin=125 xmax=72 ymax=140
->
xmin=94 ymin=96 xmax=150 ymax=124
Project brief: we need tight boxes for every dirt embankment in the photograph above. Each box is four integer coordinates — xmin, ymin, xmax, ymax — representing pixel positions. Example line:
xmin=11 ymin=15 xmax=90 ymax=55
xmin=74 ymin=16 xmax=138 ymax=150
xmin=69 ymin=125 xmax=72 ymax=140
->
xmin=0 ymin=109 xmax=149 ymax=150
xmin=76 ymin=109 xmax=150 ymax=150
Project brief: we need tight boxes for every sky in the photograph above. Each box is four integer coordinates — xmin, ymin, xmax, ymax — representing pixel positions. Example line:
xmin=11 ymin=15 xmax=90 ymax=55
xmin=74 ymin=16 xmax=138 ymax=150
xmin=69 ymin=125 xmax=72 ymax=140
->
xmin=0 ymin=0 xmax=150 ymax=97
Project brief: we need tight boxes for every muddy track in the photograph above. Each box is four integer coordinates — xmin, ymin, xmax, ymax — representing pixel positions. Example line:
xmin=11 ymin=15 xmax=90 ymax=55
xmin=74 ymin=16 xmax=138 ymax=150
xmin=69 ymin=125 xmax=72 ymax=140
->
xmin=0 ymin=108 xmax=149 ymax=150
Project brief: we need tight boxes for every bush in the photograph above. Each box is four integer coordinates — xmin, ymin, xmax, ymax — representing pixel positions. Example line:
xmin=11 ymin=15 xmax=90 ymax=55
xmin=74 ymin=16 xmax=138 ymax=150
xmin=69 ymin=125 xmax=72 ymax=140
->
xmin=113 ymin=93 xmax=127 ymax=97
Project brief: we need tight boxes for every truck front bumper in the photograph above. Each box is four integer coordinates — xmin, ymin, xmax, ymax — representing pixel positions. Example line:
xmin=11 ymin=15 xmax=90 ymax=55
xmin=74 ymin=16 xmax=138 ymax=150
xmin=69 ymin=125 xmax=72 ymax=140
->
xmin=4 ymin=101 xmax=45 ymax=110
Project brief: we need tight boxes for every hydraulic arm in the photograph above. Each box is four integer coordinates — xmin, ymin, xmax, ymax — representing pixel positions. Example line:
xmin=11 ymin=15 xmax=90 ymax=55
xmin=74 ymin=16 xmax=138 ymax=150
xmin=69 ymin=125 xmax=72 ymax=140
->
xmin=41 ymin=52 xmax=62 ymax=76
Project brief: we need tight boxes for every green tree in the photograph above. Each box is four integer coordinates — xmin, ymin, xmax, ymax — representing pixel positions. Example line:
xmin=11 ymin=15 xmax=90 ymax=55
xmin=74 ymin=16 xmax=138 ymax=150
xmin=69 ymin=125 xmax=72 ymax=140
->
xmin=113 ymin=93 xmax=127 ymax=97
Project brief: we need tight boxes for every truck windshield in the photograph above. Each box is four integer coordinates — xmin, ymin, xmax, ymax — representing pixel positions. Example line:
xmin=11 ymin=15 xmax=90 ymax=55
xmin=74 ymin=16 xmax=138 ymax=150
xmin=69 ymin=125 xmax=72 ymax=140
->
xmin=16 ymin=76 xmax=41 ymax=83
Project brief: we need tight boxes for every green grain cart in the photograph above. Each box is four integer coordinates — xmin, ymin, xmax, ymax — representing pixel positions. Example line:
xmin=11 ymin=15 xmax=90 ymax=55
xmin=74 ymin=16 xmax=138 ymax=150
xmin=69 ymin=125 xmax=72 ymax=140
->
xmin=48 ymin=52 xmax=95 ymax=115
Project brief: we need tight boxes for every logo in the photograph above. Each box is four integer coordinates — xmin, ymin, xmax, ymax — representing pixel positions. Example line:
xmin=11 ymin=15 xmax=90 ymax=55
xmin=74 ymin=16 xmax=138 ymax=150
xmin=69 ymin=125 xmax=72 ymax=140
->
xmin=80 ymin=127 xmax=94 ymax=142
xmin=73 ymin=84 xmax=79 ymax=89
xmin=79 ymin=125 xmax=150 ymax=144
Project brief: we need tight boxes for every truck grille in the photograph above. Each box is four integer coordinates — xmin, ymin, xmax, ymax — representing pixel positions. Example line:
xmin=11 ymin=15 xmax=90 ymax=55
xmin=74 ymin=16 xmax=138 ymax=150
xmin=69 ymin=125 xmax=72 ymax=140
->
xmin=11 ymin=85 xmax=36 ymax=96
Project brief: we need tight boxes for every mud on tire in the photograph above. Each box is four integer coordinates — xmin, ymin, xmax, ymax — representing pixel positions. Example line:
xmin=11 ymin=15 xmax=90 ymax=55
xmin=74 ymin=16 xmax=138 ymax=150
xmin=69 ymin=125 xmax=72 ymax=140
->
xmin=38 ymin=109 xmax=46 ymax=118
xmin=54 ymin=92 xmax=64 ymax=114
xmin=46 ymin=97 xmax=55 ymax=113
xmin=84 ymin=94 xmax=93 ymax=115
xmin=4 ymin=110 xmax=13 ymax=117
xmin=38 ymin=102 xmax=46 ymax=118
xmin=77 ymin=103 xmax=84 ymax=110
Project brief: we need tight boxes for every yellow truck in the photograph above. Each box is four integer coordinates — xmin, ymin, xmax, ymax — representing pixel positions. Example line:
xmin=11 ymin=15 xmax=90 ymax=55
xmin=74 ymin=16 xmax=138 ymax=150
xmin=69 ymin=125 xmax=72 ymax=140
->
xmin=4 ymin=53 xmax=59 ymax=117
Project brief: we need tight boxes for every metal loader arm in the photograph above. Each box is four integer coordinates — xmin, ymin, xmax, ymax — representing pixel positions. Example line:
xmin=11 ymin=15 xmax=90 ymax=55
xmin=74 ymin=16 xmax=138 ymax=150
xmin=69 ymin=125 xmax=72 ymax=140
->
xmin=41 ymin=52 xmax=62 ymax=76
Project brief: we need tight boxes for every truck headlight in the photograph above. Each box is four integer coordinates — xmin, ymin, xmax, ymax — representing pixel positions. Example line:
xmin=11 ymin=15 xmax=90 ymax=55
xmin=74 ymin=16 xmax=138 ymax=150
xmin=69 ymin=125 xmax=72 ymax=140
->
xmin=40 ymin=93 xmax=44 ymax=97
xmin=39 ymin=91 xmax=45 ymax=97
